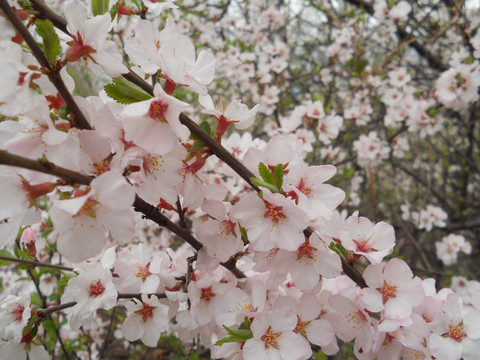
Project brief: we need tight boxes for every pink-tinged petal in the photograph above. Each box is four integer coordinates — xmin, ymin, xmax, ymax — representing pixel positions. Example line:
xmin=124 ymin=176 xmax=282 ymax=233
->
xmin=250 ymin=314 xmax=269 ymax=339
xmin=78 ymin=130 xmax=111 ymax=161
xmin=384 ymin=297 xmax=412 ymax=320
xmin=371 ymin=222 xmax=395 ymax=250
xmin=383 ymin=258 xmax=413 ymax=285
xmin=190 ymin=50 xmax=216 ymax=85
xmin=122 ymin=314 xmax=145 ymax=342
xmin=363 ymin=263 xmax=384 ymax=289
xmin=462 ymin=338 xmax=480 ymax=360
xmin=464 ymin=310 xmax=480 ymax=338
xmin=278 ymin=332 xmax=312 ymax=360
xmin=64 ymin=1 xmax=88 ymax=35
xmin=271 ymin=307 xmax=297 ymax=332
xmin=429 ymin=333 xmax=463 ymax=360
xmin=307 ymin=165 xmax=337 ymax=183
xmin=445 ymin=293 xmax=463 ymax=324
xmin=306 ymin=319 xmax=335 ymax=346
xmin=92 ymin=48 xmax=128 ymax=77
xmin=361 ymin=287 xmax=384 ymax=312
xmin=54 ymin=194 xmax=89 ymax=215
xmin=141 ymin=325 xmax=161 ymax=347
xmin=243 ymin=339 xmax=269 ymax=360
xmin=93 ymin=172 xmax=135 ymax=210
xmin=29 ymin=344 xmax=50 ymax=360
xmin=298 ymin=293 xmax=321 ymax=320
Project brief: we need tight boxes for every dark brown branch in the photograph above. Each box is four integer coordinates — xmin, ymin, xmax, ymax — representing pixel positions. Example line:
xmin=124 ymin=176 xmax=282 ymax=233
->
xmin=0 ymin=152 xmax=246 ymax=278
xmin=0 ymin=255 xmax=74 ymax=272
xmin=30 ymin=0 xmax=68 ymax=34
xmin=344 ymin=0 xmax=448 ymax=71
xmin=0 ymin=0 xmax=92 ymax=130
xmin=0 ymin=151 xmax=93 ymax=185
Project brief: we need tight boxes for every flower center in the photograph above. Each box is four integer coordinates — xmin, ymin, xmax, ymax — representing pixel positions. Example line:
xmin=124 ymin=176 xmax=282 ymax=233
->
xmin=220 ymin=220 xmax=236 ymax=237
xmin=297 ymin=240 xmax=317 ymax=260
xmin=200 ymin=286 xmax=215 ymax=302
xmin=261 ymin=326 xmax=281 ymax=349
xmin=381 ymin=281 xmax=397 ymax=302
xmin=448 ymin=323 xmax=466 ymax=342
xmin=264 ymin=203 xmax=286 ymax=225
xmin=76 ymin=196 xmax=99 ymax=218
xmin=354 ymin=237 xmax=372 ymax=253
xmin=136 ymin=303 xmax=155 ymax=322
xmin=294 ymin=317 xmax=308 ymax=337
xmin=10 ymin=304 xmax=25 ymax=322
xmin=148 ymin=100 xmax=169 ymax=122
xmin=296 ymin=178 xmax=312 ymax=197
xmin=88 ymin=280 xmax=105 ymax=297
xmin=136 ymin=263 xmax=151 ymax=281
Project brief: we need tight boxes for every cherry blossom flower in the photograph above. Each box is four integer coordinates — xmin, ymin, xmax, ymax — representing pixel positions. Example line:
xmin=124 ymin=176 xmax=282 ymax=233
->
xmin=50 ymin=171 xmax=135 ymax=262
xmin=428 ymin=293 xmax=480 ymax=360
xmin=231 ymin=189 xmax=309 ymax=252
xmin=361 ymin=258 xmax=425 ymax=332
xmin=63 ymin=1 xmax=127 ymax=77
xmin=0 ymin=295 xmax=31 ymax=344
xmin=122 ymin=294 xmax=170 ymax=347
xmin=61 ymin=262 xmax=117 ymax=329
xmin=120 ymin=84 xmax=190 ymax=155
xmin=242 ymin=306 xmax=312 ymax=360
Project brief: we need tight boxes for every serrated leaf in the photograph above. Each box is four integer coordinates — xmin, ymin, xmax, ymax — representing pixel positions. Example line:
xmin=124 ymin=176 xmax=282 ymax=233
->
xmin=250 ymin=177 xmax=280 ymax=193
xmin=109 ymin=1 xmax=119 ymax=20
xmin=35 ymin=19 xmax=60 ymax=64
xmin=92 ymin=0 xmax=109 ymax=16
xmin=0 ymin=250 xmax=14 ymax=266
xmin=258 ymin=162 xmax=275 ymax=185
xmin=274 ymin=164 xmax=284 ymax=189
xmin=188 ymin=140 xmax=206 ymax=153
xmin=18 ymin=0 xmax=33 ymax=10
xmin=199 ymin=121 xmax=213 ymax=137
xmin=104 ymin=77 xmax=152 ymax=104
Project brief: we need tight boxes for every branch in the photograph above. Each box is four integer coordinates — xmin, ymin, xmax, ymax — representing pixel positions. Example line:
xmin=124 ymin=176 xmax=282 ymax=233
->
xmin=37 ymin=292 xmax=167 ymax=319
xmin=0 ymin=255 xmax=74 ymax=272
xmin=0 ymin=151 xmax=93 ymax=185
xmin=344 ymin=0 xmax=448 ymax=71
xmin=30 ymin=0 xmax=68 ymax=34
xmin=0 ymin=152 xmax=246 ymax=278
xmin=0 ymin=0 xmax=92 ymax=130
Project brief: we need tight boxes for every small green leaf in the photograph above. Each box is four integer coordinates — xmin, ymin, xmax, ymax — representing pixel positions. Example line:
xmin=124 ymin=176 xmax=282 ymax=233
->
xmin=258 ymin=162 xmax=275 ymax=185
xmin=324 ymin=101 xmax=333 ymax=112
xmin=109 ymin=1 xmax=119 ymax=20
xmin=92 ymin=0 xmax=109 ymax=16
xmin=35 ymin=19 xmax=61 ymax=64
xmin=250 ymin=177 xmax=280 ymax=193
xmin=57 ymin=273 xmax=77 ymax=297
xmin=188 ymin=140 xmax=206 ymax=153
xmin=18 ymin=0 xmax=33 ymax=10
xmin=104 ymin=77 xmax=152 ymax=104
xmin=274 ymin=164 xmax=284 ymax=189
xmin=199 ymin=121 xmax=213 ymax=136
xmin=0 ymin=250 xmax=14 ymax=266
xmin=343 ymin=167 xmax=355 ymax=179
xmin=239 ymin=226 xmax=249 ymax=244
xmin=215 ymin=325 xmax=253 ymax=346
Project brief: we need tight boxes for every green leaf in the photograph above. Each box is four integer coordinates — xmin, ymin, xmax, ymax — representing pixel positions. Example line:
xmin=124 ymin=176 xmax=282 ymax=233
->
xmin=35 ymin=19 xmax=61 ymax=64
xmin=239 ymin=226 xmax=249 ymax=244
xmin=343 ymin=167 xmax=355 ymax=179
xmin=104 ymin=77 xmax=152 ymax=104
xmin=274 ymin=164 xmax=284 ymax=189
xmin=57 ymin=273 xmax=77 ymax=297
xmin=258 ymin=162 xmax=275 ymax=185
xmin=109 ymin=1 xmax=119 ymax=20
xmin=0 ymin=250 xmax=14 ymax=266
xmin=250 ymin=177 xmax=280 ymax=193
xmin=18 ymin=0 xmax=33 ymax=10
xmin=199 ymin=121 xmax=213 ymax=137
xmin=215 ymin=325 xmax=253 ymax=346
xmin=188 ymin=140 xmax=206 ymax=153
xmin=92 ymin=0 xmax=109 ymax=16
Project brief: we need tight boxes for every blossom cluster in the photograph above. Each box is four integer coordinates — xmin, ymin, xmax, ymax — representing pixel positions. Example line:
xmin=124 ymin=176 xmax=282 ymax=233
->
xmin=0 ymin=0 xmax=479 ymax=359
